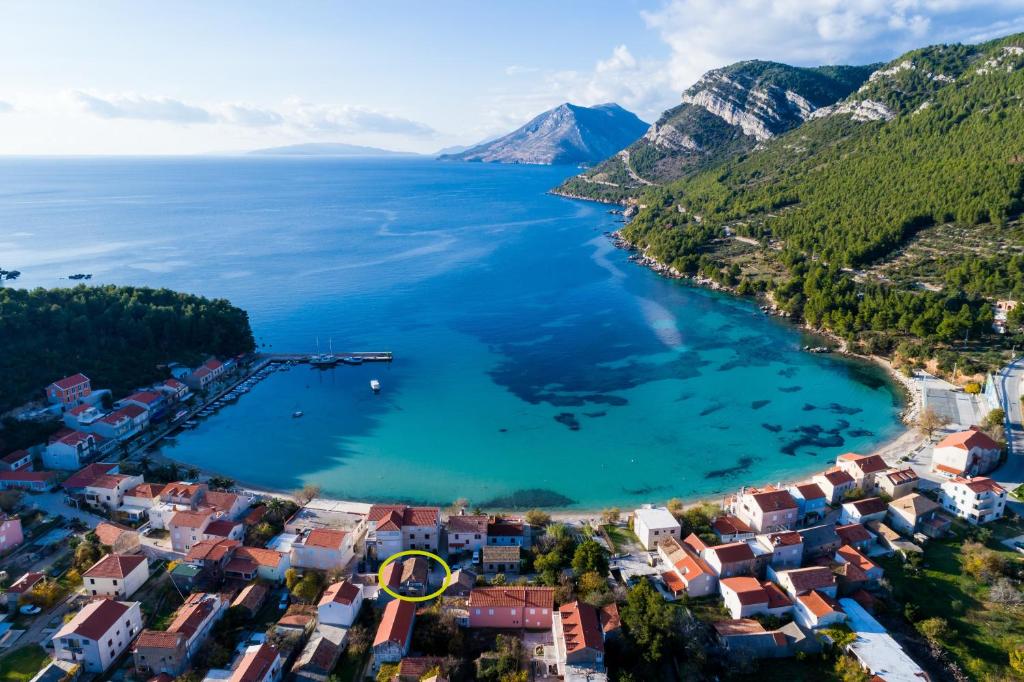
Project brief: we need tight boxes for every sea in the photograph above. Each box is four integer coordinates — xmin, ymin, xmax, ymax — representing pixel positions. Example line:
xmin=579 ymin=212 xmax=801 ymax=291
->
xmin=0 ymin=156 xmax=904 ymax=508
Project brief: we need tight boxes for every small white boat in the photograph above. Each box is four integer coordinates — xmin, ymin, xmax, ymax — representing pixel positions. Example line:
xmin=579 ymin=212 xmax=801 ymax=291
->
xmin=292 ymin=410 xmax=304 ymax=418
xmin=370 ymin=379 xmax=381 ymax=393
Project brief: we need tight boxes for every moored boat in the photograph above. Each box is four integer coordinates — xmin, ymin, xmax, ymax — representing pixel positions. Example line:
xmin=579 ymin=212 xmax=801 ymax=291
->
xmin=370 ymin=379 xmax=381 ymax=392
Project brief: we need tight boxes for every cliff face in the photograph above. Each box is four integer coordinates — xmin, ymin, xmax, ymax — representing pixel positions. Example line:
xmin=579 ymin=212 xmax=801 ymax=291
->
xmin=439 ymin=103 xmax=648 ymax=165
xmin=555 ymin=61 xmax=876 ymax=202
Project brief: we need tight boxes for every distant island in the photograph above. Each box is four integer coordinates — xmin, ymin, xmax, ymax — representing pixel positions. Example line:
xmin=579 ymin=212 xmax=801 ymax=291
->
xmin=440 ymin=102 xmax=647 ymax=165
xmin=247 ymin=142 xmax=420 ymax=157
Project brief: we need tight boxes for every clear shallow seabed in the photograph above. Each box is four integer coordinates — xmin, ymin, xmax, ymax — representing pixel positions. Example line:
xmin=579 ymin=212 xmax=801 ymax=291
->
xmin=1 ymin=157 xmax=904 ymax=508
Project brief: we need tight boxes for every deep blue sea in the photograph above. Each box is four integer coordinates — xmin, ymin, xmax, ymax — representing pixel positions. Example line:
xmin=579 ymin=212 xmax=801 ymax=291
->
xmin=0 ymin=157 xmax=903 ymax=508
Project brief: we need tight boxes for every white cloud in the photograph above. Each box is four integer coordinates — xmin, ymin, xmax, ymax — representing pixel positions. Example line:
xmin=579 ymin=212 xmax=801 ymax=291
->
xmin=0 ymin=100 xmax=12 ymax=113
xmin=71 ymin=91 xmax=215 ymax=123
xmin=642 ymin=0 xmax=1024 ymax=92
xmin=218 ymin=103 xmax=283 ymax=127
xmin=282 ymin=100 xmax=435 ymax=137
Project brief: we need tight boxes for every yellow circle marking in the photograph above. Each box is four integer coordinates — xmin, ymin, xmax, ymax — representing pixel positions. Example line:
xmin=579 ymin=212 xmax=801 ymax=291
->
xmin=376 ymin=549 xmax=452 ymax=602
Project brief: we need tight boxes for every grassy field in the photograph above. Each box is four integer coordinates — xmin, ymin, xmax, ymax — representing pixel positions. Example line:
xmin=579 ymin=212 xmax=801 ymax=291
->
xmin=0 ymin=645 xmax=50 ymax=682
xmin=877 ymin=529 xmax=1024 ymax=681
xmin=601 ymin=524 xmax=640 ymax=553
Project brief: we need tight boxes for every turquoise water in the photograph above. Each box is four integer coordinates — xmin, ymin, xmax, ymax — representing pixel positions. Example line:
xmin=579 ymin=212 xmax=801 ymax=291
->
xmin=0 ymin=157 xmax=903 ymax=508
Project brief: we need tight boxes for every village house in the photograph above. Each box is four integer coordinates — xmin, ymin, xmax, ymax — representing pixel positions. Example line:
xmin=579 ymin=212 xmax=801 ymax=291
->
xmin=713 ymin=619 xmax=819 ymax=660
xmin=833 ymin=545 xmax=883 ymax=592
xmin=812 ymin=469 xmax=856 ymax=504
xmin=159 ymin=377 xmax=191 ymax=402
xmin=318 ymin=580 xmax=363 ymax=627
xmin=793 ymin=590 xmax=846 ymax=629
xmin=5 ymin=571 xmax=44 ymax=610
xmin=82 ymin=471 xmax=145 ymax=514
xmin=932 ymin=427 xmax=1002 ymax=478
xmin=787 ymin=482 xmax=828 ymax=522
xmin=373 ymin=599 xmax=417 ymax=671
xmin=382 ymin=556 xmax=429 ymax=597
xmin=292 ymin=630 xmax=345 ymax=682
xmin=229 ymin=643 xmax=282 ymax=682
xmin=550 ymin=601 xmax=617 ymax=680
xmin=887 ymin=493 xmax=947 ymax=537
xmin=120 ymin=390 xmax=166 ymax=420
xmin=0 ymin=469 xmax=56 ymax=492
xmin=754 ymin=531 xmax=804 ymax=570
xmin=839 ymin=497 xmax=888 ymax=525
xmin=719 ymin=576 xmax=794 ymax=620
xmin=148 ymin=481 xmax=208 ymax=529
xmin=835 ymin=453 xmax=889 ymax=491
xmin=94 ymin=521 xmax=142 ymax=554
xmin=53 ymin=599 xmax=142 ymax=673
xmin=169 ymin=509 xmax=215 ymax=553
xmin=83 ymin=554 xmax=149 ymax=598
xmin=1 ymin=449 xmax=33 ymax=471
xmin=699 ymin=538 xmax=757 ymax=578
xmin=632 ymin=505 xmax=681 ymax=550
xmin=291 ymin=528 xmax=355 ymax=571
xmin=0 ymin=514 xmax=24 ymax=553
xmin=46 ymin=373 xmax=92 ymax=406
xmin=232 ymin=583 xmax=268 ymax=617
xmin=93 ymin=404 xmax=149 ymax=442
xmin=43 ymin=429 xmax=97 ymax=470
xmin=486 ymin=518 xmax=529 ymax=547
xmin=772 ymin=566 xmax=838 ymax=600
xmin=225 ymin=546 xmax=290 ymax=583
xmin=184 ymin=538 xmax=241 ymax=586
xmin=875 ymin=468 xmax=919 ymax=499
xmin=731 ymin=488 xmax=798 ymax=532
xmin=120 ymin=483 xmax=165 ymax=522
xmin=63 ymin=403 xmax=105 ymax=431
xmin=205 ymin=489 xmax=251 ymax=519
xmin=63 ymin=462 xmax=121 ymax=497
xmin=482 ymin=545 xmax=520 ymax=575
xmin=445 ymin=514 xmax=488 ymax=553
xmin=939 ymin=476 xmax=1007 ymax=525
xmin=657 ymin=536 xmax=717 ymax=598
xmin=275 ymin=604 xmax=317 ymax=639
xmin=468 ymin=586 xmax=555 ymax=629
xmin=834 ymin=523 xmax=874 ymax=553
xmin=363 ymin=505 xmax=441 ymax=557
xmin=711 ymin=515 xmax=755 ymax=543
xmin=445 ymin=569 xmax=477 ymax=597
xmin=133 ymin=592 xmax=227 ymax=677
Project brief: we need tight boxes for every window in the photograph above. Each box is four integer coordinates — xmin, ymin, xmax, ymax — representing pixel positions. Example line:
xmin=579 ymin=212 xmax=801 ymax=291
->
xmin=474 ymin=609 xmax=481 ymax=615
xmin=488 ymin=609 xmax=494 ymax=616
xmin=510 ymin=609 xmax=517 ymax=615
xmin=529 ymin=608 xmax=536 ymax=615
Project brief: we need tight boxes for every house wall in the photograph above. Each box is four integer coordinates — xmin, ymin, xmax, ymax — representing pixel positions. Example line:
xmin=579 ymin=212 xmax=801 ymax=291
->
xmin=0 ymin=517 xmax=24 ymax=552
xmin=43 ymin=442 xmax=90 ymax=471
xmin=402 ymin=523 xmax=439 ymax=551
xmin=634 ymin=516 xmax=680 ymax=550
xmin=448 ymin=531 xmax=486 ymax=552
xmin=86 ymin=562 xmax=148 ymax=599
xmin=54 ymin=603 xmax=142 ymax=673
xmin=134 ymin=640 xmax=187 ymax=676
xmin=319 ymin=591 xmax=363 ymax=627
xmin=468 ymin=604 xmax=552 ymax=629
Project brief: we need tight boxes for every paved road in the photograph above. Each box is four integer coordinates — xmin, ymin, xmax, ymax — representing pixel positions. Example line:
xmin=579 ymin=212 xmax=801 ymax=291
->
xmin=995 ymin=358 xmax=1024 ymax=487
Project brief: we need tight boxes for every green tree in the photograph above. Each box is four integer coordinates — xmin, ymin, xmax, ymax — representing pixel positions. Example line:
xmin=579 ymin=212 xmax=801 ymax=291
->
xmin=917 ymin=617 xmax=952 ymax=645
xmin=621 ymin=578 xmax=677 ymax=665
xmin=284 ymin=568 xmax=300 ymax=590
xmin=524 ymin=509 xmax=551 ymax=527
xmin=292 ymin=572 xmax=323 ymax=603
xmin=376 ymin=663 xmax=399 ymax=682
xmin=571 ymin=539 xmax=609 ymax=577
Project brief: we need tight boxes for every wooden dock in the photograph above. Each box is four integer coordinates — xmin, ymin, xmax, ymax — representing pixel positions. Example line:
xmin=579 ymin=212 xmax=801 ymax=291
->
xmin=260 ymin=351 xmax=393 ymax=363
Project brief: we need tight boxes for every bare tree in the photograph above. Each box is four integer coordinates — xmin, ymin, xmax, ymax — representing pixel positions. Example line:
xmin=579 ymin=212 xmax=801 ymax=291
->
xmin=294 ymin=483 xmax=322 ymax=505
xmin=916 ymin=407 xmax=950 ymax=439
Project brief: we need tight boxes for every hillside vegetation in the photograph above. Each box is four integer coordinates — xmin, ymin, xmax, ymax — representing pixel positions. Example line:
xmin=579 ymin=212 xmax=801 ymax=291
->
xmin=0 ymin=285 xmax=255 ymax=414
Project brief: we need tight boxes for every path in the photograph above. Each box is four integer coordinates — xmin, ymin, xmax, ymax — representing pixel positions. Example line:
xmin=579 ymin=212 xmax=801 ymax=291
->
xmin=616 ymin=149 xmax=656 ymax=186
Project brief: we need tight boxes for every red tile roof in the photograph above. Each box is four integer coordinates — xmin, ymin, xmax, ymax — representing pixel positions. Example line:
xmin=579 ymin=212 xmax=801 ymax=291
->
xmin=750 ymin=489 xmax=797 ymax=512
xmin=836 ymin=545 xmax=879 ymax=578
xmin=883 ymin=468 xmax=918 ymax=486
xmin=63 ymin=463 xmax=119 ymax=490
xmin=935 ymin=463 xmax=964 ymax=475
xmin=447 ymin=514 xmax=488 ymax=534
xmin=167 ymin=593 xmax=219 ymax=638
xmin=135 ymin=630 xmax=185 ymax=650
xmin=0 ymin=470 xmax=56 ymax=484
xmin=798 ymin=590 xmax=842 ymax=618
xmin=469 ymin=586 xmax=555 ymax=609
xmin=937 ymin=427 xmax=1000 ymax=451
xmin=707 ymin=541 xmax=755 ymax=564
xmin=1 ymin=449 xmax=29 ymax=464
xmin=818 ymin=469 xmax=855 ymax=486
xmin=170 ymin=509 xmax=213 ymax=529
xmin=204 ymin=490 xmax=239 ymax=512
xmin=558 ymin=601 xmax=604 ymax=654
xmin=374 ymin=599 xmax=416 ymax=649
xmin=87 ymin=473 xmax=132 ymax=490
xmin=763 ymin=581 xmax=793 ymax=609
xmin=712 ymin=515 xmax=753 ymax=536
xmin=236 ymin=546 xmax=284 ymax=568
xmin=319 ymin=580 xmax=360 ymax=607
xmin=794 ymin=483 xmax=826 ymax=500
xmin=233 ymin=643 xmax=279 ymax=682
xmin=232 ymin=584 xmax=268 ymax=612
xmin=125 ymin=391 xmax=162 ymax=405
xmin=487 ymin=520 xmax=525 ymax=537
xmin=186 ymin=538 xmax=240 ymax=562
xmin=766 ymin=531 xmax=802 ymax=547
xmin=204 ymin=519 xmax=240 ymax=537
xmin=781 ymin=566 xmax=835 ymax=594
xmin=118 ymin=404 xmax=148 ymax=418
xmin=83 ymin=554 xmax=146 ymax=579
xmin=203 ymin=359 xmax=223 ymax=371
xmin=58 ymin=599 xmax=132 ymax=641
xmin=126 ymin=483 xmax=165 ymax=498
xmin=7 ymin=572 xmax=44 ymax=594
xmin=835 ymin=523 xmax=873 ymax=545
xmin=303 ymin=528 xmax=347 ymax=549
xmin=53 ymin=430 xmax=94 ymax=446
xmin=950 ymin=476 xmax=1007 ymax=495
xmin=721 ymin=577 xmax=768 ymax=605
xmin=50 ymin=373 xmax=89 ymax=390
xmin=847 ymin=497 xmax=887 ymax=516
xmin=162 ymin=482 xmax=204 ymax=499
xmin=838 ymin=452 xmax=888 ymax=474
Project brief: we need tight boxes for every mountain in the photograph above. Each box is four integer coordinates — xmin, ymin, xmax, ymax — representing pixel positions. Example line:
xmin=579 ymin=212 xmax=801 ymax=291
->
xmin=620 ymin=33 xmax=1024 ymax=358
xmin=555 ymin=61 xmax=877 ymax=202
xmin=247 ymin=142 xmax=419 ymax=157
xmin=440 ymin=103 xmax=648 ymax=165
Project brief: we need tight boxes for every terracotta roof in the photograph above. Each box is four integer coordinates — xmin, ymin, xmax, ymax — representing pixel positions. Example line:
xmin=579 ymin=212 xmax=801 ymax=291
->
xmin=780 ymin=566 xmax=835 ymax=594
xmin=682 ymin=533 xmax=708 ymax=554
xmin=883 ymin=468 xmax=918 ymax=486
xmin=171 ymin=509 xmax=213 ymax=529
xmin=949 ymin=476 xmax=1006 ymax=495
xmin=56 ymin=599 xmax=132 ymax=641
xmin=118 ymin=404 xmax=147 ymax=418
xmin=376 ymin=509 xmax=403 ymax=532
xmin=398 ymin=657 xmax=445 ymax=678
xmin=558 ymin=601 xmax=604 ymax=654
xmin=374 ymin=599 xmax=416 ymax=649
xmin=161 ymin=482 xmax=204 ymax=499
xmin=53 ymin=430 xmax=93 ymax=446
xmin=847 ymin=497 xmax=887 ymax=516
xmin=836 ymin=545 xmax=879 ymax=579
xmin=447 ymin=514 xmax=488 ymax=534
xmin=662 ymin=570 xmax=686 ymax=593
xmin=381 ymin=560 xmax=402 ymax=589
xmin=469 ymin=586 xmax=555 ymax=609
xmin=87 ymin=473 xmax=132 ymax=490
xmin=793 ymin=483 xmax=826 ymax=500
xmin=236 ymin=546 xmax=284 ymax=568
xmin=937 ymin=427 xmax=1000 ymax=452
xmin=367 ymin=504 xmax=439 ymax=528
xmin=835 ymin=523 xmax=873 ymax=545
xmin=126 ymin=483 xmax=165 ymax=499
xmin=750 ymin=489 xmax=797 ymax=512
xmin=164 ymin=378 xmax=186 ymax=389
xmin=935 ymin=463 xmax=964 ymax=475
xmin=659 ymin=536 xmax=714 ymax=584
xmin=135 ymin=630 xmax=185 ymax=649
xmin=798 ymin=590 xmax=842 ymax=618
xmin=204 ymin=490 xmax=240 ymax=512
xmin=818 ymin=469 xmax=855 ymax=486
xmin=1 ymin=449 xmax=29 ymax=465
xmin=293 ymin=634 xmax=341 ymax=675
xmin=319 ymin=580 xmax=360 ymax=607
xmin=482 ymin=545 xmax=520 ymax=563
xmin=224 ymin=557 xmax=257 ymax=575
xmin=838 ymin=453 xmax=888 ymax=474
xmin=766 ymin=531 xmax=802 ymax=547
xmin=203 ymin=358 xmax=223 ymax=371
xmin=204 ymin=519 xmax=240 ymax=537
xmin=712 ymin=515 xmax=753 ymax=536
xmin=233 ymin=583 xmax=268 ymax=612
xmin=192 ymin=366 xmax=212 ymax=379
xmin=889 ymin=493 xmax=940 ymax=517
xmin=400 ymin=557 xmax=428 ymax=585
xmin=125 ymin=391 xmax=162 ymax=405
xmin=763 ymin=581 xmax=793 ymax=609
xmin=713 ymin=619 xmax=767 ymax=636
xmin=600 ymin=603 xmax=620 ymax=633
xmin=167 ymin=593 xmax=219 ymax=638
xmin=303 ymin=528 xmax=347 ymax=549
xmin=83 ymin=554 xmax=146 ymax=579
xmin=50 ymin=373 xmax=89 ymax=390
xmin=707 ymin=541 xmax=755 ymax=564
xmin=232 ymin=643 xmax=279 ymax=682
xmin=7 ymin=572 xmax=45 ymax=594
xmin=0 ymin=470 xmax=56 ymax=483
xmin=487 ymin=520 xmax=525 ymax=537
xmin=186 ymin=538 xmax=240 ymax=562
xmin=68 ymin=404 xmax=92 ymax=416
xmin=721 ymin=577 xmax=768 ymax=605
xmin=63 ymin=463 xmax=118 ymax=490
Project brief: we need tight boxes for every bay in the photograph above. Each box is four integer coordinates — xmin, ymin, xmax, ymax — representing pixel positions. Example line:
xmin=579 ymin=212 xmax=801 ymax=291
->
xmin=0 ymin=157 xmax=904 ymax=508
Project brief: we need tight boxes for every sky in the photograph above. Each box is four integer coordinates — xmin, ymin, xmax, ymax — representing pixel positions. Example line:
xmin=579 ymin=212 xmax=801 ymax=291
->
xmin=0 ymin=0 xmax=1022 ymax=155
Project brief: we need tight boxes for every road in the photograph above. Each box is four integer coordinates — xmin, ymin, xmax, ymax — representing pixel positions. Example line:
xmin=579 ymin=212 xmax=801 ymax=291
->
xmin=994 ymin=357 xmax=1024 ymax=515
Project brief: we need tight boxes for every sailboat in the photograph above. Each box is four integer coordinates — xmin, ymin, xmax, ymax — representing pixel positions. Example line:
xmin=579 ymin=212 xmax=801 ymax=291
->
xmin=310 ymin=336 xmax=337 ymax=367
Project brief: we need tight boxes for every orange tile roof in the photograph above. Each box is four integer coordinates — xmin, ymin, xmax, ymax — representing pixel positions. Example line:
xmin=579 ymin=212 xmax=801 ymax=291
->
xmin=950 ymin=476 xmax=1006 ymax=495
xmin=721 ymin=577 xmax=768 ymax=605
xmin=883 ymin=468 xmax=918 ymax=485
xmin=135 ymin=630 xmax=185 ymax=649
xmin=319 ymin=580 xmax=360 ymax=607
xmin=708 ymin=541 xmax=755 ymax=564
xmin=468 ymin=586 xmax=555 ymax=609
xmin=797 ymin=590 xmax=842 ymax=618
xmin=63 ymin=463 xmax=118 ymax=489
xmin=126 ymin=483 xmax=165 ymax=498
xmin=232 ymin=583 xmax=268 ymax=612
xmin=447 ymin=514 xmax=488 ymax=534
xmin=781 ymin=566 xmax=835 ymax=594
xmin=835 ymin=523 xmax=873 ymax=545
xmin=204 ymin=490 xmax=239 ymax=512
xmin=557 ymin=601 xmax=604 ymax=654
xmin=167 ymin=593 xmax=219 ymax=638
xmin=847 ymin=497 xmax=887 ymax=515
xmin=303 ymin=528 xmax=347 ymax=549
xmin=171 ymin=509 xmax=213 ymax=529
xmin=236 ymin=546 xmax=284 ymax=568
xmin=186 ymin=538 xmax=240 ymax=562
xmin=83 ymin=554 xmax=146 ymax=579
xmin=937 ymin=427 xmax=1000 ymax=451
xmin=374 ymin=599 xmax=416 ymax=649
xmin=661 ymin=570 xmax=686 ymax=593
xmin=50 ymin=373 xmax=89 ymax=390
xmin=750 ymin=489 xmax=797 ymax=512
xmin=712 ymin=515 xmax=753 ymax=536
xmin=818 ymin=469 xmax=854 ymax=486
xmin=232 ymin=643 xmax=279 ymax=682
xmin=836 ymin=545 xmax=879 ymax=576
xmin=794 ymin=483 xmax=826 ymax=500
xmin=935 ymin=463 xmax=964 ymax=475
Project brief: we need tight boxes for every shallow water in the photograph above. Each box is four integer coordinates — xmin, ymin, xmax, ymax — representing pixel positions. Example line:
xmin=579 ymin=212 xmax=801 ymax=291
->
xmin=1 ymin=157 xmax=904 ymax=507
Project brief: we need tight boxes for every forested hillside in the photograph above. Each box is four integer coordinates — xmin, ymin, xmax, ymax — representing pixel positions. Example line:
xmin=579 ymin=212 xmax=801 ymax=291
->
xmin=0 ymin=285 xmax=255 ymax=413
xmin=619 ymin=33 xmax=1024 ymax=358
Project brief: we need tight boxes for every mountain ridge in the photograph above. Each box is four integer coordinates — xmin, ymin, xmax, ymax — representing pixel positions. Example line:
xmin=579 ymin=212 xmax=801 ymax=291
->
xmin=247 ymin=142 xmax=419 ymax=157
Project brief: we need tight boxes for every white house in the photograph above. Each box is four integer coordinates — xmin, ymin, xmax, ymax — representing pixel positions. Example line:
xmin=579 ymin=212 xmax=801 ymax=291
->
xmin=730 ymin=488 xmax=798 ymax=532
xmin=363 ymin=505 xmax=441 ymax=558
xmin=813 ymin=469 xmax=856 ymax=504
xmin=318 ymin=580 xmax=364 ymax=627
xmin=932 ymin=427 xmax=1002 ymax=478
xmin=794 ymin=590 xmax=846 ymax=629
xmin=632 ymin=505 xmax=681 ymax=551
xmin=230 ymin=643 xmax=282 ymax=682
xmin=657 ymin=536 xmax=717 ymax=599
xmin=83 ymin=554 xmax=149 ymax=599
xmin=291 ymin=528 xmax=355 ymax=571
xmin=446 ymin=514 xmax=488 ymax=553
xmin=372 ymin=599 xmax=416 ymax=671
xmin=939 ymin=476 xmax=1007 ymax=525
xmin=839 ymin=497 xmax=888 ymax=525
xmin=83 ymin=472 xmax=145 ymax=513
xmin=835 ymin=453 xmax=889 ymax=491
xmin=53 ymin=599 xmax=143 ymax=673
xmin=43 ymin=430 xmax=96 ymax=470
xmin=719 ymin=576 xmax=793 ymax=620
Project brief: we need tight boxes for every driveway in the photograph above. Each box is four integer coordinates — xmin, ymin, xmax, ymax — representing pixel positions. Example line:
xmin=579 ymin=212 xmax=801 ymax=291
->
xmin=24 ymin=492 xmax=105 ymax=525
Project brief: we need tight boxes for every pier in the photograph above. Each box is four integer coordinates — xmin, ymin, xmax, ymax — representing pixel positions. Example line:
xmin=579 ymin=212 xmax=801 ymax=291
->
xmin=261 ymin=351 xmax=394 ymax=363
